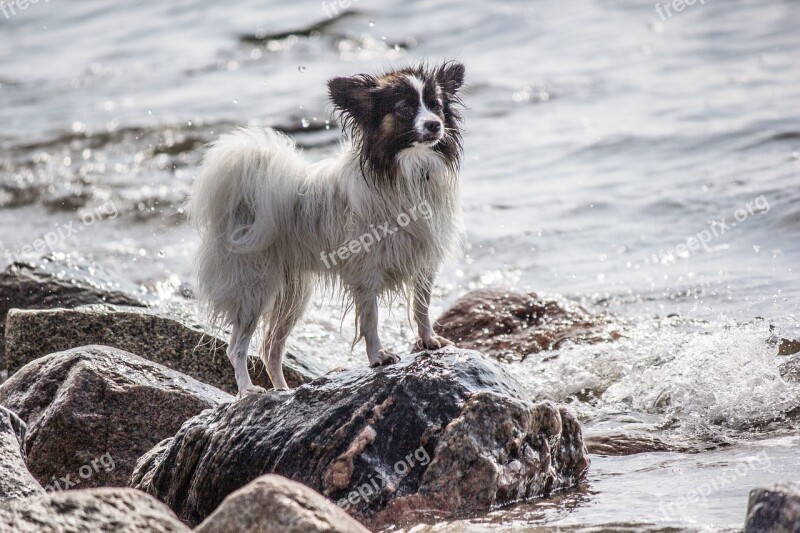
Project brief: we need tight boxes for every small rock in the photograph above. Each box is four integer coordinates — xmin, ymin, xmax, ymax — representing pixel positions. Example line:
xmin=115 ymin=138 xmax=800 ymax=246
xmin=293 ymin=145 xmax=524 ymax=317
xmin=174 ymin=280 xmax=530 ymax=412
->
xmin=4 ymin=304 xmax=325 ymax=394
xmin=0 ymin=406 xmax=43 ymax=502
xmin=195 ymin=474 xmax=371 ymax=533
xmin=778 ymin=338 xmax=800 ymax=356
xmin=0 ymin=345 xmax=231 ymax=489
xmin=584 ymin=433 xmax=691 ymax=456
xmin=131 ymin=348 xmax=589 ymax=529
xmin=0 ymin=487 xmax=190 ymax=533
xmin=745 ymin=482 xmax=800 ymax=533
xmin=779 ymin=356 xmax=800 ymax=383
xmin=433 ymin=288 xmax=620 ymax=362
xmin=0 ymin=256 xmax=146 ymax=377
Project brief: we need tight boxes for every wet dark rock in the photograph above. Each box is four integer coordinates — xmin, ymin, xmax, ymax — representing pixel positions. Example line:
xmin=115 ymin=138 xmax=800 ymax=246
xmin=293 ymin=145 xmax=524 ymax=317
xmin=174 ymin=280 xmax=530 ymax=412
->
xmin=4 ymin=303 xmax=325 ymax=394
xmin=131 ymin=348 xmax=589 ymax=529
xmin=0 ymin=406 xmax=43 ymax=502
xmin=0 ymin=256 xmax=146 ymax=377
xmin=584 ymin=432 xmax=691 ymax=456
xmin=195 ymin=474 xmax=370 ymax=533
xmin=745 ymin=482 xmax=800 ymax=533
xmin=0 ymin=488 xmax=190 ymax=532
xmin=778 ymin=338 xmax=800 ymax=356
xmin=0 ymin=345 xmax=231 ymax=489
xmin=433 ymin=288 xmax=621 ymax=362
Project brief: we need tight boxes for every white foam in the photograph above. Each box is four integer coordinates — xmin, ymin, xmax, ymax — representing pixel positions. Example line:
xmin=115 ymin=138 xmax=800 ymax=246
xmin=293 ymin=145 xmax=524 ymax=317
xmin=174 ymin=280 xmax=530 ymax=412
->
xmin=508 ymin=319 xmax=800 ymax=436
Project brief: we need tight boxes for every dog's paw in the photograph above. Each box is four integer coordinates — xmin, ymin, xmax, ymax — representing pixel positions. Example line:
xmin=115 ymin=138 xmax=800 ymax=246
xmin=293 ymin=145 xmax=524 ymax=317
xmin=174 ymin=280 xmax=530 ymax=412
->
xmin=416 ymin=335 xmax=454 ymax=351
xmin=369 ymin=348 xmax=401 ymax=367
xmin=236 ymin=385 xmax=267 ymax=399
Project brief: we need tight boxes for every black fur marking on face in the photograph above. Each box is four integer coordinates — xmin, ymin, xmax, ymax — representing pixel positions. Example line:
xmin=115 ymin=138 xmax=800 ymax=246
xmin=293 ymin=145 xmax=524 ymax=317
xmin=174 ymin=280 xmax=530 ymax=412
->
xmin=327 ymin=61 xmax=466 ymax=185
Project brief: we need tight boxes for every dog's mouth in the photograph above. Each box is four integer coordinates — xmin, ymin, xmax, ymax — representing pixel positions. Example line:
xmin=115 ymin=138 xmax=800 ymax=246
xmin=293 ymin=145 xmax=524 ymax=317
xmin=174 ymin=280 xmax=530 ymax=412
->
xmin=417 ymin=133 xmax=443 ymax=146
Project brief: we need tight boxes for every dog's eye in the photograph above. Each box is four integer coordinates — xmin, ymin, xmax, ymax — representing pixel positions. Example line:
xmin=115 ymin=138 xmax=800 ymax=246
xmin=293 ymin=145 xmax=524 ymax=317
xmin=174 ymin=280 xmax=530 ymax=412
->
xmin=394 ymin=101 xmax=413 ymax=115
xmin=431 ymin=100 xmax=443 ymax=113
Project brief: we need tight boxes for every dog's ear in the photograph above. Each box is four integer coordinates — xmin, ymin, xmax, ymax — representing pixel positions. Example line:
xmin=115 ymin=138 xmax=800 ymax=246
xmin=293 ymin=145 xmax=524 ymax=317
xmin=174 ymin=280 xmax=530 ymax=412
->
xmin=436 ymin=62 xmax=465 ymax=95
xmin=328 ymin=74 xmax=378 ymax=124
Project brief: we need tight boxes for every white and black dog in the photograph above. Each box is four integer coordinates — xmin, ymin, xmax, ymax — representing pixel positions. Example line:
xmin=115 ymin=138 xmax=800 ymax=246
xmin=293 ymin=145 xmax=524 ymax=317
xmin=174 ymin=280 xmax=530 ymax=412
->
xmin=189 ymin=62 xmax=466 ymax=397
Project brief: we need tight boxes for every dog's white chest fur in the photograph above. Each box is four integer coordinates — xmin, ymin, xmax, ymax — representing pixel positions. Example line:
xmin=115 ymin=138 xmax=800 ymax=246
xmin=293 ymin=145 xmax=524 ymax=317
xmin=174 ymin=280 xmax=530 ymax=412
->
xmin=309 ymin=145 xmax=462 ymax=294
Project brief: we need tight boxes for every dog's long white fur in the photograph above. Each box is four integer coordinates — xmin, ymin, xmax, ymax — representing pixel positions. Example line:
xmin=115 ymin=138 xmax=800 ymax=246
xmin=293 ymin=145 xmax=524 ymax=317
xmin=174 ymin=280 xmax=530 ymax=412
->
xmin=189 ymin=127 xmax=463 ymax=394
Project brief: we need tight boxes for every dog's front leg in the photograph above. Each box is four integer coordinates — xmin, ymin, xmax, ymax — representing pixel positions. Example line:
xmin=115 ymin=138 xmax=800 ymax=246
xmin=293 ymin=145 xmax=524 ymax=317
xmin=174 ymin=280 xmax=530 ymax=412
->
xmin=357 ymin=290 xmax=400 ymax=366
xmin=413 ymin=271 xmax=454 ymax=351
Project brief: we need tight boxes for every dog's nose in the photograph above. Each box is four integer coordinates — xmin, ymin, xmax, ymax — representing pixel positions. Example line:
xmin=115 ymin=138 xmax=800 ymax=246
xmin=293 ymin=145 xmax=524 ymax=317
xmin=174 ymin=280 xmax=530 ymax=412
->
xmin=424 ymin=120 xmax=441 ymax=134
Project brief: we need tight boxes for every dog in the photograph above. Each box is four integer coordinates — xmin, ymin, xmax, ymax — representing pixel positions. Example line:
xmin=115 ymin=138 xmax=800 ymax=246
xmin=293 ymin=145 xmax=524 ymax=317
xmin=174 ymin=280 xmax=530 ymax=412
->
xmin=188 ymin=62 xmax=466 ymax=397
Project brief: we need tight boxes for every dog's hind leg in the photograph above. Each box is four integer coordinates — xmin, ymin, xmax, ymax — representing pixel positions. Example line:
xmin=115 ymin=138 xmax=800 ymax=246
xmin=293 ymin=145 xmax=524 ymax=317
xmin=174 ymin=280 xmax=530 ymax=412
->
xmin=261 ymin=276 xmax=312 ymax=389
xmin=413 ymin=270 xmax=453 ymax=351
xmin=227 ymin=314 xmax=265 ymax=398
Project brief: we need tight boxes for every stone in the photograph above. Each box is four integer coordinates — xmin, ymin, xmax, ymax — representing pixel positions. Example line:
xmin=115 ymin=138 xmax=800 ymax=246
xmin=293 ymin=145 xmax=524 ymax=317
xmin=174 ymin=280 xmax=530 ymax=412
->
xmin=0 ymin=406 xmax=43 ymax=502
xmin=584 ymin=433 xmax=691 ymax=456
xmin=0 ymin=256 xmax=146 ymax=378
xmin=0 ymin=345 xmax=231 ymax=489
xmin=0 ymin=488 xmax=190 ymax=532
xmin=779 ymin=356 xmax=800 ymax=383
xmin=195 ymin=474 xmax=371 ymax=533
xmin=4 ymin=303 xmax=325 ymax=394
xmin=433 ymin=288 xmax=620 ymax=362
xmin=745 ymin=482 xmax=800 ymax=533
xmin=131 ymin=348 xmax=589 ymax=529
xmin=778 ymin=338 xmax=800 ymax=356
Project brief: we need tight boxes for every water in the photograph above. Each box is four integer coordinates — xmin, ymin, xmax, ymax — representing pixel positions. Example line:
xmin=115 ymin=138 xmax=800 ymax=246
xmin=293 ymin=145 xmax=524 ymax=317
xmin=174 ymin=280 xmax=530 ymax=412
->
xmin=2 ymin=0 xmax=799 ymax=530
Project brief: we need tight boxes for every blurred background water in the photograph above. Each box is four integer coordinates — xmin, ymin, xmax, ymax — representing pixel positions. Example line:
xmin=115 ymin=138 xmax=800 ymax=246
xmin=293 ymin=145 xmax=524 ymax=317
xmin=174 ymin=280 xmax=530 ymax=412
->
xmin=1 ymin=0 xmax=799 ymax=530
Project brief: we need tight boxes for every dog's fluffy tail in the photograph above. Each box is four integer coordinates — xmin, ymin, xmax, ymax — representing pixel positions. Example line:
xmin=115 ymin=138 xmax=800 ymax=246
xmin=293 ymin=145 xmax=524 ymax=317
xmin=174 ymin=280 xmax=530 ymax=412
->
xmin=188 ymin=127 xmax=306 ymax=325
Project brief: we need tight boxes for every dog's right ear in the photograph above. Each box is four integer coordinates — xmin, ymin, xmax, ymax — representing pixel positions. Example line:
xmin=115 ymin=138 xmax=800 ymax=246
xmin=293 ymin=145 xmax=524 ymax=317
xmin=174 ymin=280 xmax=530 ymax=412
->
xmin=328 ymin=75 xmax=377 ymax=124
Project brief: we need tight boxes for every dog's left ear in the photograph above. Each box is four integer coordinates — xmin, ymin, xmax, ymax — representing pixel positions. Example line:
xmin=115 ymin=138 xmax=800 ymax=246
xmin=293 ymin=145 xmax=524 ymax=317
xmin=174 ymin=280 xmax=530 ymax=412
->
xmin=328 ymin=74 xmax=377 ymax=124
xmin=436 ymin=62 xmax=465 ymax=95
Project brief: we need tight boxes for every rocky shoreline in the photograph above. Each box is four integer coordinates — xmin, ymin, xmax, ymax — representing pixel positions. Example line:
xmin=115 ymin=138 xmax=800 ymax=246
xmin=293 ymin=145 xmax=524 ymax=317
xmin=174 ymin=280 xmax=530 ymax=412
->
xmin=0 ymin=257 xmax=797 ymax=532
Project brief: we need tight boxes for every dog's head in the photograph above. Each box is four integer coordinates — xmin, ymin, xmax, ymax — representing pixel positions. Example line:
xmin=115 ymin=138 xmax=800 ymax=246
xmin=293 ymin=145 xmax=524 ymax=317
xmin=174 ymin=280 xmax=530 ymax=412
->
xmin=328 ymin=62 xmax=465 ymax=181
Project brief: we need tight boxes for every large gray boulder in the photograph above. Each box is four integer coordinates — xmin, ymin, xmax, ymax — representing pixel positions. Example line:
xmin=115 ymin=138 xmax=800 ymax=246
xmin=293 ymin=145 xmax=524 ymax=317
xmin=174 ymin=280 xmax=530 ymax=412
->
xmin=4 ymin=304 xmax=326 ymax=394
xmin=745 ymin=482 xmax=800 ymax=533
xmin=433 ymin=288 xmax=620 ymax=362
xmin=0 ymin=488 xmax=190 ymax=532
xmin=131 ymin=348 xmax=589 ymax=529
xmin=0 ymin=345 xmax=231 ymax=489
xmin=0 ymin=406 xmax=43 ymax=502
xmin=0 ymin=256 xmax=146 ymax=378
xmin=195 ymin=474 xmax=370 ymax=533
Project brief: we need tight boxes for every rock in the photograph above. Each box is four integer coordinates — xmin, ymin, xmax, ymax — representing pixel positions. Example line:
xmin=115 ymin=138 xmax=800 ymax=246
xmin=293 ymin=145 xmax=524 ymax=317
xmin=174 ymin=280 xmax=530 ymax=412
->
xmin=0 ymin=345 xmax=231 ymax=489
xmin=433 ymin=288 xmax=620 ymax=362
xmin=779 ymin=356 xmax=800 ymax=383
xmin=0 ymin=256 xmax=147 ymax=378
xmin=131 ymin=348 xmax=589 ymax=529
xmin=4 ymin=303 xmax=326 ymax=394
xmin=778 ymin=338 xmax=800 ymax=356
xmin=0 ymin=487 xmax=190 ymax=532
xmin=745 ymin=482 xmax=800 ymax=533
xmin=584 ymin=433 xmax=691 ymax=456
xmin=195 ymin=474 xmax=371 ymax=533
xmin=0 ymin=406 xmax=43 ymax=502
